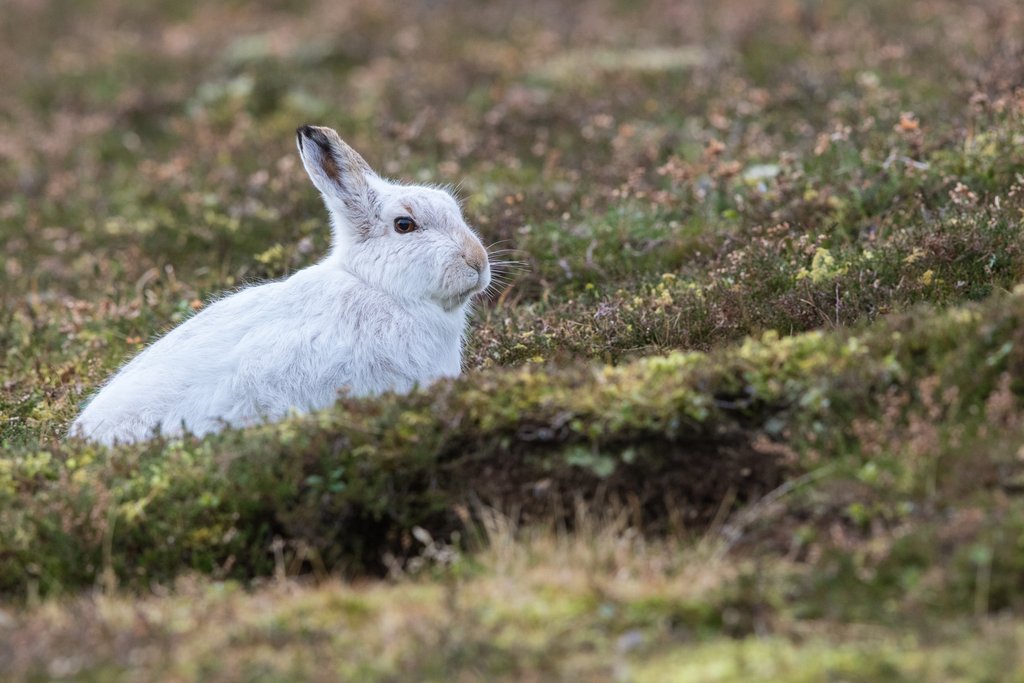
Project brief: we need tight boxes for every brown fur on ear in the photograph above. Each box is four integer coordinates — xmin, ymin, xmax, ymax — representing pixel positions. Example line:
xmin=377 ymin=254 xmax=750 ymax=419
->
xmin=296 ymin=125 xmax=373 ymax=182
xmin=296 ymin=126 xmax=338 ymax=181
xmin=296 ymin=125 xmax=381 ymax=243
xmin=320 ymin=150 xmax=341 ymax=183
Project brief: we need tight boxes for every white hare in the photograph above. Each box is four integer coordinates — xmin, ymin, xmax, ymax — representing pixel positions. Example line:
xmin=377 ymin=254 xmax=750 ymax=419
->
xmin=70 ymin=125 xmax=491 ymax=445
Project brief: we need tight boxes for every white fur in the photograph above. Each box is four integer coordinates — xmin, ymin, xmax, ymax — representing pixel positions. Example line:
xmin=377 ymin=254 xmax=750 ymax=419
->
xmin=70 ymin=125 xmax=490 ymax=445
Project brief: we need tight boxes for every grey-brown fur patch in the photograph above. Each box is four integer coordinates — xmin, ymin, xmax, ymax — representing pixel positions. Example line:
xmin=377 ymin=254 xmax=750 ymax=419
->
xmin=297 ymin=124 xmax=381 ymax=242
xmin=301 ymin=126 xmax=342 ymax=182
xmin=320 ymin=152 xmax=341 ymax=182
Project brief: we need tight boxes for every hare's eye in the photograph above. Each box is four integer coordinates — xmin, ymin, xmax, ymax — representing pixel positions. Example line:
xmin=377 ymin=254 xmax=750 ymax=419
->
xmin=394 ymin=217 xmax=418 ymax=234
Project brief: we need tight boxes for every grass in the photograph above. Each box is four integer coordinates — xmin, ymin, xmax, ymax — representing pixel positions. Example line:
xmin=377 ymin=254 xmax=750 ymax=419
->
xmin=3 ymin=0 xmax=1024 ymax=679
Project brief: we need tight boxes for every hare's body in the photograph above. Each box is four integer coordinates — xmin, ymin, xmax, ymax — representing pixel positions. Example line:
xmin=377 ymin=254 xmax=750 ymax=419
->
xmin=70 ymin=125 xmax=489 ymax=445
xmin=74 ymin=264 xmax=466 ymax=443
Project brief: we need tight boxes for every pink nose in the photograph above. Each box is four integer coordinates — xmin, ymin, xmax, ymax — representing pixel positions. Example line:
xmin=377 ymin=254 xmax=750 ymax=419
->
xmin=463 ymin=241 xmax=488 ymax=275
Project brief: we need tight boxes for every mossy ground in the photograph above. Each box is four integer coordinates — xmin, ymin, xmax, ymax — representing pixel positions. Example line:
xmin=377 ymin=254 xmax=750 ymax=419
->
xmin=3 ymin=0 xmax=1024 ymax=679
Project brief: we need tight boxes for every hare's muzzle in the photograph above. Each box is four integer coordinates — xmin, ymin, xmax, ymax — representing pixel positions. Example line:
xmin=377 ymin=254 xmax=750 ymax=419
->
xmin=463 ymin=240 xmax=490 ymax=289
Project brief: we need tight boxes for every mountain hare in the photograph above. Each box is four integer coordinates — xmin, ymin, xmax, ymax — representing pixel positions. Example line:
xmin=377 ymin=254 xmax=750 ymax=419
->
xmin=70 ymin=125 xmax=491 ymax=445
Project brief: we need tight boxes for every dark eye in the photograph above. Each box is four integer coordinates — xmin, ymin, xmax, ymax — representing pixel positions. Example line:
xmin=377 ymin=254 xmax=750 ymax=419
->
xmin=394 ymin=216 xmax=418 ymax=234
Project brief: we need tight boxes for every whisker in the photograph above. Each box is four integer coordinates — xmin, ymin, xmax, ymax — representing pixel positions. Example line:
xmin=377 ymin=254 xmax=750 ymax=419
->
xmin=487 ymin=274 xmax=516 ymax=286
xmin=488 ymin=258 xmax=530 ymax=266
xmin=486 ymin=251 xmax=528 ymax=258
xmin=489 ymin=265 xmax=522 ymax=274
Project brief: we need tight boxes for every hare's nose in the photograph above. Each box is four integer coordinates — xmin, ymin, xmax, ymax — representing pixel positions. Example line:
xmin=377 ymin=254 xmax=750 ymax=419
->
xmin=462 ymin=242 xmax=488 ymax=275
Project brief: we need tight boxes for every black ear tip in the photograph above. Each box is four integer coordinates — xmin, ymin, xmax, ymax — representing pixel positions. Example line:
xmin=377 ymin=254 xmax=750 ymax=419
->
xmin=296 ymin=125 xmax=335 ymax=153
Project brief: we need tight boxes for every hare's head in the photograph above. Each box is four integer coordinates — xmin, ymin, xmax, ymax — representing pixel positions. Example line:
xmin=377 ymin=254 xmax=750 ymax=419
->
xmin=296 ymin=125 xmax=490 ymax=311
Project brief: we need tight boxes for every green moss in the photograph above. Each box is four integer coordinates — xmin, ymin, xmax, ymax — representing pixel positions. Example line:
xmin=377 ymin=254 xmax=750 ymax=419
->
xmin=633 ymin=634 xmax=1024 ymax=683
xmin=2 ymin=288 xmax=1024 ymax=596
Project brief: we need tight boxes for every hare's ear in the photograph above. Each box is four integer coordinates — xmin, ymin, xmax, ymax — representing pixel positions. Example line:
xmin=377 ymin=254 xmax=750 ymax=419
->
xmin=296 ymin=125 xmax=379 ymax=241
